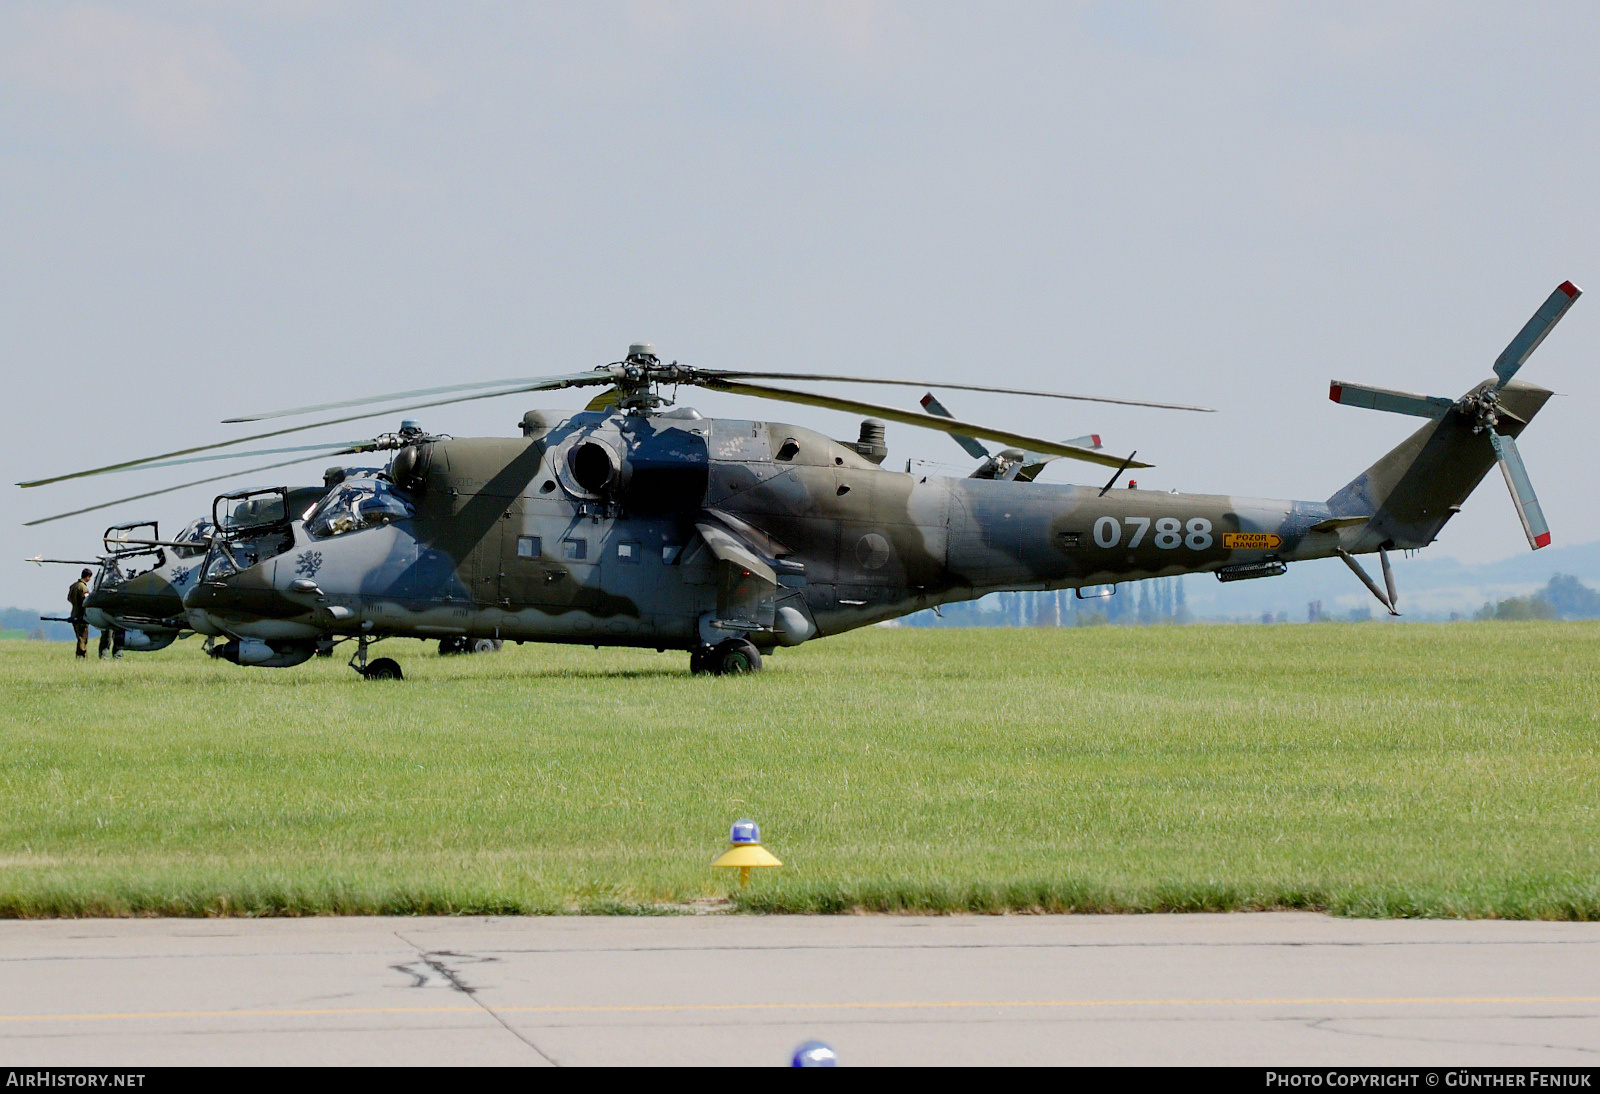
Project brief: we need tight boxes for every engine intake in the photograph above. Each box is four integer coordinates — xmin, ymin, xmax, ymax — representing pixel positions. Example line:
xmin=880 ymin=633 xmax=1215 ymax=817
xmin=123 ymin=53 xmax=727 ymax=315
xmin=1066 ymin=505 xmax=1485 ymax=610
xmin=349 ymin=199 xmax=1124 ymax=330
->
xmin=568 ymin=441 xmax=626 ymax=496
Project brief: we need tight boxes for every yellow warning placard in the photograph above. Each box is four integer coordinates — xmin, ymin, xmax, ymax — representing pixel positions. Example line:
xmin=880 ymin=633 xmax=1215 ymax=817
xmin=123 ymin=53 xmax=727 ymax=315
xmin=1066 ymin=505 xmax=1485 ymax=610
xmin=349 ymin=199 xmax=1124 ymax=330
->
xmin=1223 ymin=533 xmax=1282 ymax=550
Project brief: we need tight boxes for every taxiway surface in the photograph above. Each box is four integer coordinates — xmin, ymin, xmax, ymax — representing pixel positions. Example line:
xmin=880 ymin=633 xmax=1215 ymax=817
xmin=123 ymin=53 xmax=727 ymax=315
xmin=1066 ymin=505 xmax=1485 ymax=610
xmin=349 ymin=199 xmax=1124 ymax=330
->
xmin=2 ymin=913 xmax=1597 ymax=1066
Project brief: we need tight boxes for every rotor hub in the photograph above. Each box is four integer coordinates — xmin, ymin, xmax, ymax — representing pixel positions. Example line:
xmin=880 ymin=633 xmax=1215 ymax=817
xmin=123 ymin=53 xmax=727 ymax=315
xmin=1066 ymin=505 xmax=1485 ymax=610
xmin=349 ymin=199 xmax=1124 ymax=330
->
xmin=1458 ymin=388 xmax=1503 ymax=434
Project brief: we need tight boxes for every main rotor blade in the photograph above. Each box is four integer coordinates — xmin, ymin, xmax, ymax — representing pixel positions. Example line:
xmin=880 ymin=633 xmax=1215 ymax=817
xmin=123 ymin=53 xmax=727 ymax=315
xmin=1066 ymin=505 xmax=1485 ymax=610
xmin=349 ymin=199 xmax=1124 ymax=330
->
xmin=700 ymin=378 xmax=1151 ymax=469
xmin=1488 ymin=430 xmax=1551 ymax=549
xmin=1493 ymin=281 xmax=1581 ymax=388
xmin=584 ymin=387 xmax=623 ymax=412
xmin=126 ymin=440 xmax=376 ymax=473
xmin=19 ymin=376 xmax=600 ymax=489
xmin=706 ymin=370 xmax=1215 ymax=413
xmin=221 ymin=369 xmax=606 ymax=423
xmin=919 ymin=393 xmax=990 ymax=459
xmin=23 ymin=451 xmax=358 ymax=528
xmin=1329 ymin=382 xmax=1455 ymax=418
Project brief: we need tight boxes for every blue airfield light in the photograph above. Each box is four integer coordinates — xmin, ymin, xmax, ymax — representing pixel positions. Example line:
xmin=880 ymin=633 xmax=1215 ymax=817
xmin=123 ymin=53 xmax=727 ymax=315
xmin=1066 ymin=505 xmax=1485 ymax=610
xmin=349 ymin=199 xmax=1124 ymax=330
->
xmin=730 ymin=818 xmax=760 ymax=844
xmin=791 ymin=1041 xmax=838 ymax=1067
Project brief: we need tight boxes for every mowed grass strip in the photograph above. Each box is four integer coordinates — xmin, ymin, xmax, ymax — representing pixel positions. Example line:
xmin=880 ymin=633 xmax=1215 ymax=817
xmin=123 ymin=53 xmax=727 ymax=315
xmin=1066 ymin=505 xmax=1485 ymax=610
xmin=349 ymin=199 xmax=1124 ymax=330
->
xmin=1 ymin=622 xmax=1597 ymax=918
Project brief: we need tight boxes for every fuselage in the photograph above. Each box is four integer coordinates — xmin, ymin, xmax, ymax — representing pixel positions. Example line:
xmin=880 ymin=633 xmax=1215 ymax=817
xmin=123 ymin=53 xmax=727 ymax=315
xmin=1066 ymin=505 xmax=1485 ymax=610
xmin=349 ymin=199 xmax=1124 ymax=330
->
xmin=184 ymin=374 xmax=1553 ymax=661
xmin=181 ymin=408 xmax=1358 ymax=654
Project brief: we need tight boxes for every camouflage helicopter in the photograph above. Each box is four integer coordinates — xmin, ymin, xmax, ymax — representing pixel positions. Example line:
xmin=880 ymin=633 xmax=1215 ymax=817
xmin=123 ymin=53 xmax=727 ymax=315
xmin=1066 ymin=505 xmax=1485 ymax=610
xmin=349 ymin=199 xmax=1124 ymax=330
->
xmin=30 ymin=480 xmax=502 ymax=661
xmin=27 ymin=517 xmax=217 ymax=653
xmin=20 ymin=432 xmax=507 ymax=660
xmin=18 ymin=280 xmax=1576 ymax=679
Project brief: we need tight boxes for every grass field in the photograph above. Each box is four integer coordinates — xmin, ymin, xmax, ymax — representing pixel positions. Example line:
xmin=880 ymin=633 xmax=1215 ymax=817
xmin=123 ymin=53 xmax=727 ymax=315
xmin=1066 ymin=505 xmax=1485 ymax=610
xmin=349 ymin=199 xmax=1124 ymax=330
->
xmin=1 ymin=622 xmax=1598 ymax=918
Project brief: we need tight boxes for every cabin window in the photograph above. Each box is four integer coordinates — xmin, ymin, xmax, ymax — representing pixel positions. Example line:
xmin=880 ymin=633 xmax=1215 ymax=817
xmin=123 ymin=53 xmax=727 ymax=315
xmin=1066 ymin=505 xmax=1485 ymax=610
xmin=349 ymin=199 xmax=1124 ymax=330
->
xmin=517 ymin=535 xmax=541 ymax=558
xmin=562 ymin=538 xmax=587 ymax=561
xmin=617 ymin=541 xmax=640 ymax=563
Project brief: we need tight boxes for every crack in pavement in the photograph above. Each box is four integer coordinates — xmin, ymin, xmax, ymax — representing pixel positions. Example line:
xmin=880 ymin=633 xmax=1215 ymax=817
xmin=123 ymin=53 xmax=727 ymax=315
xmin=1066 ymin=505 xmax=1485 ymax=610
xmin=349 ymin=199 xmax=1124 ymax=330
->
xmin=393 ymin=932 xmax=557 ymax=1066
xmin=390 ymin=950 xmax=498 ymax=991
xmin=1305 ymin=1015 xmax=1600 ymax=1057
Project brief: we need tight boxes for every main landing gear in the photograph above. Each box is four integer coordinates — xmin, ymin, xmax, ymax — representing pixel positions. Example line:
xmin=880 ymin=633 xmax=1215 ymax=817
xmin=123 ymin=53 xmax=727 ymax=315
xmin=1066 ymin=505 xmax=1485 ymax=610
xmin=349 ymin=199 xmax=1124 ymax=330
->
xmin=438 ymin=636 xmax=503 ymax=655
xmin=690 ymin=638 xmax=763 ymax=676
xmin=349 ymin=634 xmax=403 ymax=681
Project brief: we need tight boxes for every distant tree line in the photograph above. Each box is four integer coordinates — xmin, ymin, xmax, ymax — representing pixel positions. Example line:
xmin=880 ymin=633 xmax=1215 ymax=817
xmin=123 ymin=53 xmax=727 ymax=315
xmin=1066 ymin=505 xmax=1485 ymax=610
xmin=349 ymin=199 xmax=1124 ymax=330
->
xmin=1475 ymin=574 xmax=1600 ymax=621
xmin=0 ymin=608 xmax=73 ymax=642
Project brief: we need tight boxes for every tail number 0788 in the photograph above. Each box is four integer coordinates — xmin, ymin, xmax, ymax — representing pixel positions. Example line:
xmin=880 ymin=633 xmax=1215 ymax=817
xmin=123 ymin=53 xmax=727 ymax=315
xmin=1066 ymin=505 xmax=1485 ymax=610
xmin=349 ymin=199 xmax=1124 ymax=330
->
xmin=1092 ymin=516 xmax=1213 ymax=550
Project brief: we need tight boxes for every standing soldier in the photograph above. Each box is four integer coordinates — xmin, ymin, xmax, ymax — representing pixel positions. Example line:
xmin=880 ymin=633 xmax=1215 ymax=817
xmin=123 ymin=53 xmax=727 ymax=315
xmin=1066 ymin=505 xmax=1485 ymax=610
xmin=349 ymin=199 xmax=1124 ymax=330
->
xmin=67 ymin=568 xmax=92 ymax=659
xmin=97 ymin=624 xmax=124 ymax=660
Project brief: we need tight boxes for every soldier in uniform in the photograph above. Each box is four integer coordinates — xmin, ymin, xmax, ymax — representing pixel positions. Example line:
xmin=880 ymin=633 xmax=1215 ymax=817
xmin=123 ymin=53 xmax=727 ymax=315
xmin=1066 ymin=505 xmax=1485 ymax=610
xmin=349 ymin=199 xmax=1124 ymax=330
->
xmin=67 ymin=568 xmax=91 ymax=659
xmin=97 ymin=624 xmax=124 ymax=659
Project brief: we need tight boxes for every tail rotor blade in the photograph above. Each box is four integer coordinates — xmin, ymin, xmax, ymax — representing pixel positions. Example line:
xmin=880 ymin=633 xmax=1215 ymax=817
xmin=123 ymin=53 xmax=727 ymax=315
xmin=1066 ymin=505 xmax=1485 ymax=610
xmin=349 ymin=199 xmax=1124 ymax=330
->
xmin=919 ymin=393 xmax=990 ymax=459
xmin=1493 ymin=281 xmax=1581 ymax=388
xmin=1488 ymin=430 xmax=1551 ymax=549
xmin=1329 ymin=382 xmax=1455 ymax=418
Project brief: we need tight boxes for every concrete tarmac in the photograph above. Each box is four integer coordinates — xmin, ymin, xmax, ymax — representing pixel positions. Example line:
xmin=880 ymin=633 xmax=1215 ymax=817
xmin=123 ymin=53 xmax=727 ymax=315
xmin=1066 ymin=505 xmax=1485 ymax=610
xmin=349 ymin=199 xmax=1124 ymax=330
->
xmin=1 ymin=913 xmax=1598 ymax=1067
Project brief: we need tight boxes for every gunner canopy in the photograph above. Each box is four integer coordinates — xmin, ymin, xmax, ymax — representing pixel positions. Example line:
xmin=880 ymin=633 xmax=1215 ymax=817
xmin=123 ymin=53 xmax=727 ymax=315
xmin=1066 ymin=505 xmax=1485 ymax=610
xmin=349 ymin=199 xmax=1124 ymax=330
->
xmin=304 ymin=479 xmax=415 ymax=539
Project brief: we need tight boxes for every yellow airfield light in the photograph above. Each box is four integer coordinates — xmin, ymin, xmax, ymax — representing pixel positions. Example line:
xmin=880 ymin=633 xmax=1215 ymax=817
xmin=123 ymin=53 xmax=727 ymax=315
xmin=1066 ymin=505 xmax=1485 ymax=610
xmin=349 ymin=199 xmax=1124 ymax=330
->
xmin=712 ymin=818 xmax=782 ymax=887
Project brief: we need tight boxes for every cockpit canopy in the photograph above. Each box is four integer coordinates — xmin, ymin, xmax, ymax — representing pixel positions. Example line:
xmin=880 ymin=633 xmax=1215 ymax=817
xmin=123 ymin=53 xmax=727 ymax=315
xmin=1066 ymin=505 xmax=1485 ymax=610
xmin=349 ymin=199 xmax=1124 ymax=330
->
xmin=304 ymin=479 xmax=415 ymax=539
xmin=216 ymin=488 xmax=291 ymax=533
xmin=172 ymin=518 xmax=215 ymax=559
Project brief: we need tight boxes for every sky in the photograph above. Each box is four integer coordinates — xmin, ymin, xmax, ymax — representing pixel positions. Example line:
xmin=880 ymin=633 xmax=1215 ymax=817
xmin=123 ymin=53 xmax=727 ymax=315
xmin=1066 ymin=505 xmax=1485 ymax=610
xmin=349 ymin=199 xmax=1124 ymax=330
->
xmin=3 ymin=2 xmax=1597 ymax=610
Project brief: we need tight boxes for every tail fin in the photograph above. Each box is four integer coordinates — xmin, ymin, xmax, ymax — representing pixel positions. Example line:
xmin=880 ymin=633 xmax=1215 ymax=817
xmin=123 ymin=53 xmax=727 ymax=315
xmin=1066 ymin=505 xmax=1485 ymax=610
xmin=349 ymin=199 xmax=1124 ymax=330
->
xmin=1326 ymin=379 xmax=1552 ymax=551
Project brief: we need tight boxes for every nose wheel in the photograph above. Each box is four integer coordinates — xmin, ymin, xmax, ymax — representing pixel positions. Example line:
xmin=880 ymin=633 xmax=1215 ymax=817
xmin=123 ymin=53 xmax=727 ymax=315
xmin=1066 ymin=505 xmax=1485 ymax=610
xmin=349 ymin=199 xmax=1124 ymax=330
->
xmin=691 ymin=638 xmax=763 ymax=676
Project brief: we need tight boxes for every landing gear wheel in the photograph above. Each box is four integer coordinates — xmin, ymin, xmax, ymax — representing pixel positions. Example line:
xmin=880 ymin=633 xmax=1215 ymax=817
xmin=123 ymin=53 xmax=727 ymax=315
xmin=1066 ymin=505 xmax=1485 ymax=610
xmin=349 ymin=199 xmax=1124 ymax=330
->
xmin=689 ymin=647 xmax=713 ymax=676
xmin=438 ymin=637 xmax=465 ymax=655
xmin=363 ymin=657 xmax=404 ymax=681
xmin=470 ymin=638 xmax=503 ymax=653
xmin=710 ymin=639 xmax=762 ymax=675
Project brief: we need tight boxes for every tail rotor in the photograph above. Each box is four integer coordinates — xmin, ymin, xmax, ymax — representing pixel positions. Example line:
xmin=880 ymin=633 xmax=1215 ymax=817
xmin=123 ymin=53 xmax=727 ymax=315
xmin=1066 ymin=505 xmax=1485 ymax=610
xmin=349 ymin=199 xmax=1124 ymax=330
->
xmin=1329 ymin=280 xmax=1579 ymax=551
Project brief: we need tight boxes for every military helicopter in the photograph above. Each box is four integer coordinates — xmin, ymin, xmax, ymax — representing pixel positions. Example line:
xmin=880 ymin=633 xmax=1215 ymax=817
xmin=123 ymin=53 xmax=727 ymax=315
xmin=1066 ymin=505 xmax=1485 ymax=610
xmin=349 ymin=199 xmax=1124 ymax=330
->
xmin=17 ymin=280 xmax=1576 ymax=679
xmin=27 ymin=518 xmax=219 ymax=653
xmin=31 ymin=477 xmax=502 ymax=661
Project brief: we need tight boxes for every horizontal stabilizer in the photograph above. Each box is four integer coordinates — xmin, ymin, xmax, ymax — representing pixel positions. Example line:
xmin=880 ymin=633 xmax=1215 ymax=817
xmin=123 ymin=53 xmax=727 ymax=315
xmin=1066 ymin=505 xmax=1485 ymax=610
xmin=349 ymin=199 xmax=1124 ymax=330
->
xmin=1329 ymin=382 xmax=1455 ymax=419
xmin=1308 ymin=515 xmax=1372 ymax=533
